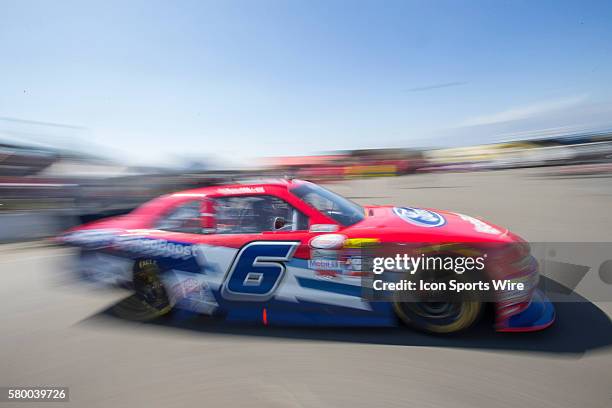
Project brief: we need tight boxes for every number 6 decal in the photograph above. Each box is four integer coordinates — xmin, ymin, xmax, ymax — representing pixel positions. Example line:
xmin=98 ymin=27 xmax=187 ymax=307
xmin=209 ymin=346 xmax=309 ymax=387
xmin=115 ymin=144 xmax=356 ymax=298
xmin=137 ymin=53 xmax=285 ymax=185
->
xmin=221 ymin=241 xmax=299 ymax=301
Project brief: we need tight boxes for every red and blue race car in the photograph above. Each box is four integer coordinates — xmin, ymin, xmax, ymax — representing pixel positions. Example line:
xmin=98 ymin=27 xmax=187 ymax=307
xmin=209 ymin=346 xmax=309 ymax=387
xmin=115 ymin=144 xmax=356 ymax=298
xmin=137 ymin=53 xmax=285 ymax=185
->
xmin=59 ymin=179 xmax=554 ymax=334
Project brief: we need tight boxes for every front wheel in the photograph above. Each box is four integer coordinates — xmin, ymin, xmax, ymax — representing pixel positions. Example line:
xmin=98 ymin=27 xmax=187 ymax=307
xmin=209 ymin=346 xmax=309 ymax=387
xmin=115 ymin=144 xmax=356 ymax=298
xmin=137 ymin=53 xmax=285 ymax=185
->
xmin=393 ymin=300 xmax=483 ymax=334
xmin=392 ymin=254 xmax=485 ymax=334
xmin=110 ymin=259 xmax=172 ymax=321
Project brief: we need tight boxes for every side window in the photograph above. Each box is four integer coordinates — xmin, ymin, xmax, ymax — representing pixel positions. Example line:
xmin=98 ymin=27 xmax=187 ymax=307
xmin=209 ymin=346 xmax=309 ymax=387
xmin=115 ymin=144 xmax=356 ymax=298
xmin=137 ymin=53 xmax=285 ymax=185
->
xmin=215 ymin=195 xmax=308 ymax=234
xmin=155 ymin=200 xmax=202 ymax=233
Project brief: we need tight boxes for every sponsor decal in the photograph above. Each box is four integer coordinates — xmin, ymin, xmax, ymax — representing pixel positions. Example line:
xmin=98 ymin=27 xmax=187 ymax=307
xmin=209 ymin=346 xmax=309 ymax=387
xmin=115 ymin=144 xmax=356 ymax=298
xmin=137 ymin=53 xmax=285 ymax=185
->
xmin=309 ymin=224 xmax=339 ymax=232
xmin=393 ymin=207 xmax=446 ymax=227
xmin=343 ymin=254 xmax=363 ymax=273
xmin=314 ymin=269 xmax=340 ymax=279
xmin=309 ymin=247 xmax=364 ymax=278
xmin=172 ymin=278 xmax=204 ymax=296
xmin=309 ymin=247 xmax=343 ymax=277
xmin=114 ymin=236 xmax=194 ymax=259
xmin=456 ymin=213 xmax=502 ymax=235
xmin=168 ymin=274 xmax=218 ymax=314
xmin=217 ymin=186 xmax=265 ymax=195
xmin=309 ymin=246 xmax=344 ymax=278
xmin=308 ymin=258 xmax=345 ymax=272
xmin=171 ymin=193 xmax=207 ymax=198
xmin=64 ymin=230 xmax=195 ymax=260
xmin=311 ymin=249 xmax=338 ymax=258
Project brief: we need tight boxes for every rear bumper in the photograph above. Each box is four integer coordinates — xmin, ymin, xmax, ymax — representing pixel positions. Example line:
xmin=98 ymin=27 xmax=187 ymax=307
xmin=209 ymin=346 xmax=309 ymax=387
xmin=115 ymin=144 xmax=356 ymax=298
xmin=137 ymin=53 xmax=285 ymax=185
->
xmin=496 ymin=290 xmax=555 ymax=332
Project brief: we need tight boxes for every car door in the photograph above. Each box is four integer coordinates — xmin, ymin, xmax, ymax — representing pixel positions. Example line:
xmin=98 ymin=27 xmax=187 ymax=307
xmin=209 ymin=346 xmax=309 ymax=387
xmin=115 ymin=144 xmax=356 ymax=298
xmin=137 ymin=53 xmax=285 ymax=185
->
xmin=207 ymin=193 xmax=365 ymax=316
xmin=205 ymin=194 xmax=312 ymax=302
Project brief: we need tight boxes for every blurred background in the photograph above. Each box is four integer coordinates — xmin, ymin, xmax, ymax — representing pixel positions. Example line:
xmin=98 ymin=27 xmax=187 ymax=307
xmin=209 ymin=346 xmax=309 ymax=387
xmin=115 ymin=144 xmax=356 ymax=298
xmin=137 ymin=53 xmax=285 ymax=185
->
xmin=2 ymin=127 xmax=612 ymax=242
xmin=2 ymin=0 xmax=612 ymax=243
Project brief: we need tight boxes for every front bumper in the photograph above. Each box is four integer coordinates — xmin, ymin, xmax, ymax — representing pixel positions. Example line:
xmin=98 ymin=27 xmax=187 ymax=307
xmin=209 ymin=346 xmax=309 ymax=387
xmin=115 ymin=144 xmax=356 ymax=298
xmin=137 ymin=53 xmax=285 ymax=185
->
xmin=496 ymin=290 xmax=555 ymax=332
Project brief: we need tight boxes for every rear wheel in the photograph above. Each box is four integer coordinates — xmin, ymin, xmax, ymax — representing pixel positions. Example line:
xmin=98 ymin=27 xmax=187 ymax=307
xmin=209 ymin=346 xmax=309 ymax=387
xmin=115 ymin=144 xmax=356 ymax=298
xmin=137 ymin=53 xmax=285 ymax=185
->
xmin=111 ymin=259 xmax=172 ymax=321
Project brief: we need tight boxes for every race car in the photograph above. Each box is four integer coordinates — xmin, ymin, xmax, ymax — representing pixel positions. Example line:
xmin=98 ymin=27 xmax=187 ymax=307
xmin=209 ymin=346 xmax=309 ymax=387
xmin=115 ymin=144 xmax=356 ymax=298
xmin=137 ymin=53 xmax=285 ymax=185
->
xmin=58 ymin=178 xmax=555 ymax=334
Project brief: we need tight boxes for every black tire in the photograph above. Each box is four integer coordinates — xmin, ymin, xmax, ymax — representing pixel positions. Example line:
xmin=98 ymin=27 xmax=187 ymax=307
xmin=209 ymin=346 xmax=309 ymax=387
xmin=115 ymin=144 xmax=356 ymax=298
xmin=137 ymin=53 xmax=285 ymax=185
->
xmin=393 ymin=300 xmax=482 ymax=334
xmin=111 ymin=259 xmax=172 ymax=321
xmin=392 ymin=258 xmax=483 ymax=334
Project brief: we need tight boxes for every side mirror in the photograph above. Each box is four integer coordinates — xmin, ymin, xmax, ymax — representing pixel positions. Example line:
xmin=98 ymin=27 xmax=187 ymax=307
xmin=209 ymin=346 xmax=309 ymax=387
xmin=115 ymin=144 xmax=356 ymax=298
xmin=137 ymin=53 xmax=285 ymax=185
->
xmin=200 ymin=198 xmax=216 ymax=233
xmin=273 ymin=216 xmax=286 ymax=230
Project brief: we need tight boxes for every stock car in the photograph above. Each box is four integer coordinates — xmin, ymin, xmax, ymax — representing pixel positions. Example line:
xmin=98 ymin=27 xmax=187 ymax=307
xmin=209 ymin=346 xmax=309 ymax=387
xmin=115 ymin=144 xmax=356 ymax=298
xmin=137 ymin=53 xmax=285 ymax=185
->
xmin=58 ymin=179 xmax=555 ymax=334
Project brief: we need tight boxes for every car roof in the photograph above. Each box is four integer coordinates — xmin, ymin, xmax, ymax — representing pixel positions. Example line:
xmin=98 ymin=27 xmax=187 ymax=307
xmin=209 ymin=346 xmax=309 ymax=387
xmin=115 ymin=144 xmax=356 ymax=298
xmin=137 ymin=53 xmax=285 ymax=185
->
xmin=167 ymin=178 xmax=300 ymax=198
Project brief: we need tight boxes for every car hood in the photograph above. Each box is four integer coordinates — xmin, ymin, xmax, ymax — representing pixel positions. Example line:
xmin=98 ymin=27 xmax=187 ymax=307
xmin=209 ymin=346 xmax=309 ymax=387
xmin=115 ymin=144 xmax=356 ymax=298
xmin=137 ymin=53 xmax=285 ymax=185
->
xmin=346 ymin=205 xmax=519 ymax=244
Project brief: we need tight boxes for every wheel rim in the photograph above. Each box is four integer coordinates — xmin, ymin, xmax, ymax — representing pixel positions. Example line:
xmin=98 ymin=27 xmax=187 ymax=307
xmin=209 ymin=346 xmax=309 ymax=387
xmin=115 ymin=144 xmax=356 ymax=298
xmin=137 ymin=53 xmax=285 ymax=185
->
xmin=413 ymin=302 xmax=459 ymax=318
xmin=133 ymin=261 xmax=170 ymax=312
xmin=396 ymin=301 xmax=462 ymax=325
xmin=394 ymin=300 xmax=482 ymax=333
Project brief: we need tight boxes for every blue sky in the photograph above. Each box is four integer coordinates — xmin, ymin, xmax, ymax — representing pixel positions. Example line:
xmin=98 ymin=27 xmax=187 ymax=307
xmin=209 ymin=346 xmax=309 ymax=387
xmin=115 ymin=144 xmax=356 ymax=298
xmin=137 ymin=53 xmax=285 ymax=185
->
xmin=2 ymin=0 xmax=612 ymax=166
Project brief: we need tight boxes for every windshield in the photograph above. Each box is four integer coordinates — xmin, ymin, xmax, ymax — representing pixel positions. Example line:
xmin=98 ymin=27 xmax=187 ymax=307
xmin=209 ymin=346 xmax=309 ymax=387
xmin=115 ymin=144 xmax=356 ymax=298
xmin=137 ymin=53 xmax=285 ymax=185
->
xmin=290 ymin=182 xmax=365 ymax=227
